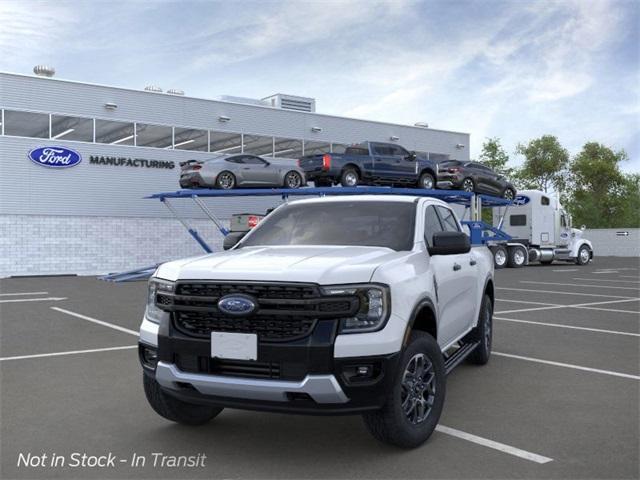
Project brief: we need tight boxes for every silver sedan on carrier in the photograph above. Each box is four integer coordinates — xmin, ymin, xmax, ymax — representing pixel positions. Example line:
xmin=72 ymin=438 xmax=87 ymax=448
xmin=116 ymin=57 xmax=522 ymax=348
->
xmin=179 ymin=154 xmax=306 ymax=189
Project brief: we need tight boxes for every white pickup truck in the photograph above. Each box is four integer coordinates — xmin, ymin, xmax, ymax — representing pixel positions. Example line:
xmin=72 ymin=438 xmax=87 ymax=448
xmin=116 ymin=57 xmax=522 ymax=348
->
xmin=139 ymin=195 xmax=494 ymax=448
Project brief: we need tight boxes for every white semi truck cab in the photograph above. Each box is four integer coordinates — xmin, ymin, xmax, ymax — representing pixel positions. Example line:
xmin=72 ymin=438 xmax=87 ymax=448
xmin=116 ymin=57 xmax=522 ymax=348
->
xmin=491 ymin=189 xmax=593 ymax=267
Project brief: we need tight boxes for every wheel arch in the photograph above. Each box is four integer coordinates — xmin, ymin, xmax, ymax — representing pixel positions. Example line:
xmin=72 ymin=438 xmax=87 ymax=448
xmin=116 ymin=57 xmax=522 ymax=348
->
xmin=342 ymin=163 xmax=362 ymax=177
xmin=419 ymin=167 xmax=436 ymax=179
xmin=483 ymin=276 xmax=495 ymax=308
xmin=403 ymin=297 xmax=438 ymax=346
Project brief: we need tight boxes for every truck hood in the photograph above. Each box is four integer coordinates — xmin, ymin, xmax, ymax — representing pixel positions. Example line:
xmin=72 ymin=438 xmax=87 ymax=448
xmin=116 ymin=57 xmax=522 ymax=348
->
xmin=155 ymin=245 xmax=407 ymax=284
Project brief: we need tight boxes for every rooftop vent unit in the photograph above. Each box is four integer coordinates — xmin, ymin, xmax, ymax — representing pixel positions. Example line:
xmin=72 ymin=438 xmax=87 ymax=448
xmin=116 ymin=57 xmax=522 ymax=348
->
xmin=414 ymin=122 xmax=429 ymax=128
xmin=33 ymin=65 xmax=55 ymax=77
xmin=144 ymin=85 xmax=163 ymax=93
xmin=167 ymin=89 xmax=184 ymax=96
xmin=262 ymin=94 xmax=316 ymax=113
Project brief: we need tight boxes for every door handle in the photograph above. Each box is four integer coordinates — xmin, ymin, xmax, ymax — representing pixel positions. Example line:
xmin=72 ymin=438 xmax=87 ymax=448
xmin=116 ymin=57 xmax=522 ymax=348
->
xmin=453 ymin=263 xmax=462 ymax=271
xmin=470 ymin=259 xmax=477 ymax=266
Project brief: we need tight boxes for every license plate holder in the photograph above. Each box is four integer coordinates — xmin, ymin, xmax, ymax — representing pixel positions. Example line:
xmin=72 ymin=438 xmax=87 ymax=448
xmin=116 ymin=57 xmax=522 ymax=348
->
xmin=210 ymin=332 xmax=257 ymax=361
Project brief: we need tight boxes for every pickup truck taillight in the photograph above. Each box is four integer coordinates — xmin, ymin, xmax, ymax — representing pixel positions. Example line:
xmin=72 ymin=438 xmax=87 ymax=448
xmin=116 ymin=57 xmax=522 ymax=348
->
xmin=192 ymin=165 xmax=202 ymax=170
xmin=448 ymin=167 xmax=460 ymax=173
xmin=322 ymin=154 xmax=332 ymax=171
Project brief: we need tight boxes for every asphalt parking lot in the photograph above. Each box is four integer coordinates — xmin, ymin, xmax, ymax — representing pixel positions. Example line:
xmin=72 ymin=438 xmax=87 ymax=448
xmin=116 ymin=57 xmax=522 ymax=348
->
xmin=1 ymin=256 xmax=638 ymax=479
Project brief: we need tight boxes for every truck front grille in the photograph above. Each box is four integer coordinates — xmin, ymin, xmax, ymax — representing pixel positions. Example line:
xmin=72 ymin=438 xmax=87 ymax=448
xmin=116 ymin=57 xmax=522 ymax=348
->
xmin=175 ymin=354 xmax=281 ymax=379
xmin=174 ymin=311 xmax=316 ymax=341
xmin=164 ymin=281 xmax=358 ymax=342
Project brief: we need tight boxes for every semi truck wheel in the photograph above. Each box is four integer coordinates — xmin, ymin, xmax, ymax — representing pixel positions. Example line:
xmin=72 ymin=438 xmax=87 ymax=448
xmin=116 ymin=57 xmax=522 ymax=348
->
xmin=490 ymin=245 xmax=508 ymax=269
xmin=143 ymin=375 xmax=223 ymax=425
xmin=576 ymin=245 xmax=591 ymax=265
xmin=362 ymin=331 xmax=445 ymax=449
xmin=507 ymin=245 xmax=527 ymax=268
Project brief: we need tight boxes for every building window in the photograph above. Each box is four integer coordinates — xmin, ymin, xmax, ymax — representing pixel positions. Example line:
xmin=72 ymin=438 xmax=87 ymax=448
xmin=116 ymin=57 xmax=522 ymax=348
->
xmin=3 ymin=110 xmax=49 ymax=138
xmin=303 ymin=140 xmax=331 ymax=155
xmin=135 ymin=123 xmax=173 ymax=148
xmin=51 ymin=114 xmax=93 ymax=142
xmin=273 ymin=137 xmax=303 ymax=159
xmin=243 ymin=134 xmax=274 ymax=156
xmin=95 ymin=119 xmax=135 ymax=145
xmin=173 ymin=127 xmax=208 ymax=151
xmin=210 ymin=131 xmax=243 ymax=154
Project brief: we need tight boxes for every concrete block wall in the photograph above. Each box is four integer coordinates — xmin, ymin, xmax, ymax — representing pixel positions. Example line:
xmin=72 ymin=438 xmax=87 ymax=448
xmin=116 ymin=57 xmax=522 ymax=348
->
xmin=0 ymin=215 xmax=227 ymax=277
xmin=584 ymin=228 xmax=640 ymax=257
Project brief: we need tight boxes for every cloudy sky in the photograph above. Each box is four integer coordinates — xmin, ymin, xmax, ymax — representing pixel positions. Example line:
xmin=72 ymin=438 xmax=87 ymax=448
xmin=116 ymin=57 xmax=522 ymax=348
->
xmin=1 ymin=0 xmax=638 ymax=171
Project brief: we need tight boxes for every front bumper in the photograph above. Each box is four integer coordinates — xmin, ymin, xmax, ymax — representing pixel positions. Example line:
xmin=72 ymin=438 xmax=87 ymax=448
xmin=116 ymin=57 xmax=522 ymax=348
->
xmin=140 ymin=316 xmax=400 ymax=415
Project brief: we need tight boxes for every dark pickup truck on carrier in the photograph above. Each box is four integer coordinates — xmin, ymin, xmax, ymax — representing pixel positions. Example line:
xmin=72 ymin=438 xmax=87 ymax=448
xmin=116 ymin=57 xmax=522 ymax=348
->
xmin=298 ymin=142 xmax=439 ymax=189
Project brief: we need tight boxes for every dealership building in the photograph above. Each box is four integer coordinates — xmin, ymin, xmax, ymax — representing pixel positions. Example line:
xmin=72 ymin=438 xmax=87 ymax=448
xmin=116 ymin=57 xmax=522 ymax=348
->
xmin=0 ymin=69 xmax=470 ymax=278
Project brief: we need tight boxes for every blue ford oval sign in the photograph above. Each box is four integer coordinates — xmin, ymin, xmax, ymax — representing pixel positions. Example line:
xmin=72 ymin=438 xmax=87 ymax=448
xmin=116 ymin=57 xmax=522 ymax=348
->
xmin=28 ymin=146 xmax=82 ymax=168
xmin=217 ymin=294 xmax=256 ymax=316
xmin=513 ymin=195 xmax=530 ymax=206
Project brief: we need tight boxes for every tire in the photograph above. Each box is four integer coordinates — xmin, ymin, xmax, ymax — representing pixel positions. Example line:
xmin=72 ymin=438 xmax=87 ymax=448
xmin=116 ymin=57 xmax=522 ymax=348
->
xmin=362 ymin=331 xmax=446 ymax=449
xmin=461 ymin=178 xmax=475 ymax=193
xmin=216 ymin=171 xmax=236 ymax=189
xmin=576 ymin=245 xmax=591 ymax=265
xmin=418 ymin=172 xmax=435 ymax=190
xmin=503 ymin=188 xmax=516 ymax=201
xmin=490 ymin=245 xmax=508 ymax=269
xmin=507 ymin=245 xmax=526 ymax=268
xmin=465 ymin=294 xmax=493 ymax=365
xmin=283 ymin=170 xmax=303 ymax=189
xmin=340 ymin=168 xmax=359 ymax=187
xmin=143 ymin=374 xmax=223 ymax=426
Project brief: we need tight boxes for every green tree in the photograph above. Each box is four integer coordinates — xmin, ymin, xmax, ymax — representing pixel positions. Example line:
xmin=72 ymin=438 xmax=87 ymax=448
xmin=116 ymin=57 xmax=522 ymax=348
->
xmin=516 ymin=135 xmax=569 ymax=193
xmin=565 ymin=142 xmax=638 ymax=228
xmin=479 ymin=137 xmax=512 ymax=176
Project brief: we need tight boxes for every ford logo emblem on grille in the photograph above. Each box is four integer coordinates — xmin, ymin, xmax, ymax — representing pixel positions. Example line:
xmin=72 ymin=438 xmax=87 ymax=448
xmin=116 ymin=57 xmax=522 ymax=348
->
xmin=217 ymin=294 xmax=257 ymax=316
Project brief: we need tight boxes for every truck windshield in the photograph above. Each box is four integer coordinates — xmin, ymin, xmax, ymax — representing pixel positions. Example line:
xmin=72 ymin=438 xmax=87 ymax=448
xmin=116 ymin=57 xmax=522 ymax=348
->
xmin=240 ymin=201 xmax=416 ymax=251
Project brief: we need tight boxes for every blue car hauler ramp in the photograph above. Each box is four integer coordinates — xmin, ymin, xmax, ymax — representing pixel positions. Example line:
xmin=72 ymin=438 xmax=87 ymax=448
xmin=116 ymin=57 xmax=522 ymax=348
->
xmin=101 ymin=187 xmax=512 ymax=282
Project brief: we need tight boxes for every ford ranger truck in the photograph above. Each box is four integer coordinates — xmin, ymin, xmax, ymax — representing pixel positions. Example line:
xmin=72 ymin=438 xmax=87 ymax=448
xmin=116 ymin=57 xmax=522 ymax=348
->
xmin=298 ymin=142 xmax=439 ymax=189
xmin=139 ymin=195 xmax=494 ymax=448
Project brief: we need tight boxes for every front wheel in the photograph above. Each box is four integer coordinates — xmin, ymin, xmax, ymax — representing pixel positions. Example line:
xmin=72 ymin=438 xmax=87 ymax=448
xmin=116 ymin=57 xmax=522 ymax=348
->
xmin=503 ymin=188 xmax=516 ymax=201
xmin=143 ymin=375 xmax=223 ymax=425
xmin=418 ymin=172 xmax=435 ymax=190
xmin=576 ymin=245 xmax=591 ymax=265
xmin=362 ymin=331 xmax=445 ymax=449
xmin=283 ymin=170 xmax=303 ymax=189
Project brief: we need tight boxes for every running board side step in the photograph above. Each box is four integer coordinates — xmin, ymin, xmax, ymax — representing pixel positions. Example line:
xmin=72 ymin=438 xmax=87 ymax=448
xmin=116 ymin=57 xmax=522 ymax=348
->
xmin=444 ymin=341 xmax=480 ymax=374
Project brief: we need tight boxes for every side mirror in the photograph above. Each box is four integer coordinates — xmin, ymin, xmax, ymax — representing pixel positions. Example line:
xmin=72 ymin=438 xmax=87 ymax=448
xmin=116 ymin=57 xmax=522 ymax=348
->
xmin=223 ymin=231 xmax=247 ymax=250
xmin=428 ymin=231 xmax=471 ymax=256
xmin=407 ymin=151 xmax=417 ymax=161
xmin=581 ymin=225 xmax=586 ymax=231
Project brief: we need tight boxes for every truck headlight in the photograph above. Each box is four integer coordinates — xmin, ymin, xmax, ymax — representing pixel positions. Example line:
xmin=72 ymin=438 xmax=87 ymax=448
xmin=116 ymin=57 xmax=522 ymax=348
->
xmin=145 ymin=278 xmax=175 ymax=324
xmin=321 ymin=284 xmax=390 ymax=334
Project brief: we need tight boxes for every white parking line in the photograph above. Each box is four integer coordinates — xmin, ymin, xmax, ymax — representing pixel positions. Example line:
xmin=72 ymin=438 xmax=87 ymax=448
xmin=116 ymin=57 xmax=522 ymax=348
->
xmin=520 ymin=281 xmax=640 ymax=291
xmin=495 ymin=317 xmax=640 ymax=337
xmin=496 ymin=298 xmax=562 ymax=307
xmin=620 ymin=275 xmax=640 ymax=279
xmin=496 ymin=297 xmax=640 ymax=315
xmin=51 ymin=307 xmax=138 ymax=336
xmin=0 ymin=345 xmax=137 ymax=362
xmin=0 ymin=291 xmax=49 ymax=296
xmin=552 ymin=269 xmax=579 ymax=272
xmin=576 ymin=306 xmax=640 ymax=315
xmin=436 ymin=425 xmax=553 ymax=464
xmin=573 ymin=278 xmax=640 ymax=284
xmin=497 ymin=287 xmax=637 ymax=299
xmin=493 ymin=352 xmax=640 ymax=380
xmin=0 ymin=297 xmax=67 ymax=304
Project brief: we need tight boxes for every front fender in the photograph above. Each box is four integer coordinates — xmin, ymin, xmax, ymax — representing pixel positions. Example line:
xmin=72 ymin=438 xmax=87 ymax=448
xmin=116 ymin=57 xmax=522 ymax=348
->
xmin=570 ymin=238 xmax=593 ymax=257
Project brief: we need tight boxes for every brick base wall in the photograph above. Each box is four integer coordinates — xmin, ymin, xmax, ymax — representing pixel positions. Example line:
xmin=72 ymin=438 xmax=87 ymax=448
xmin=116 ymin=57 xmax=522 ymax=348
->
xmin=0 ymin=215 xmax=227 ymax=277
